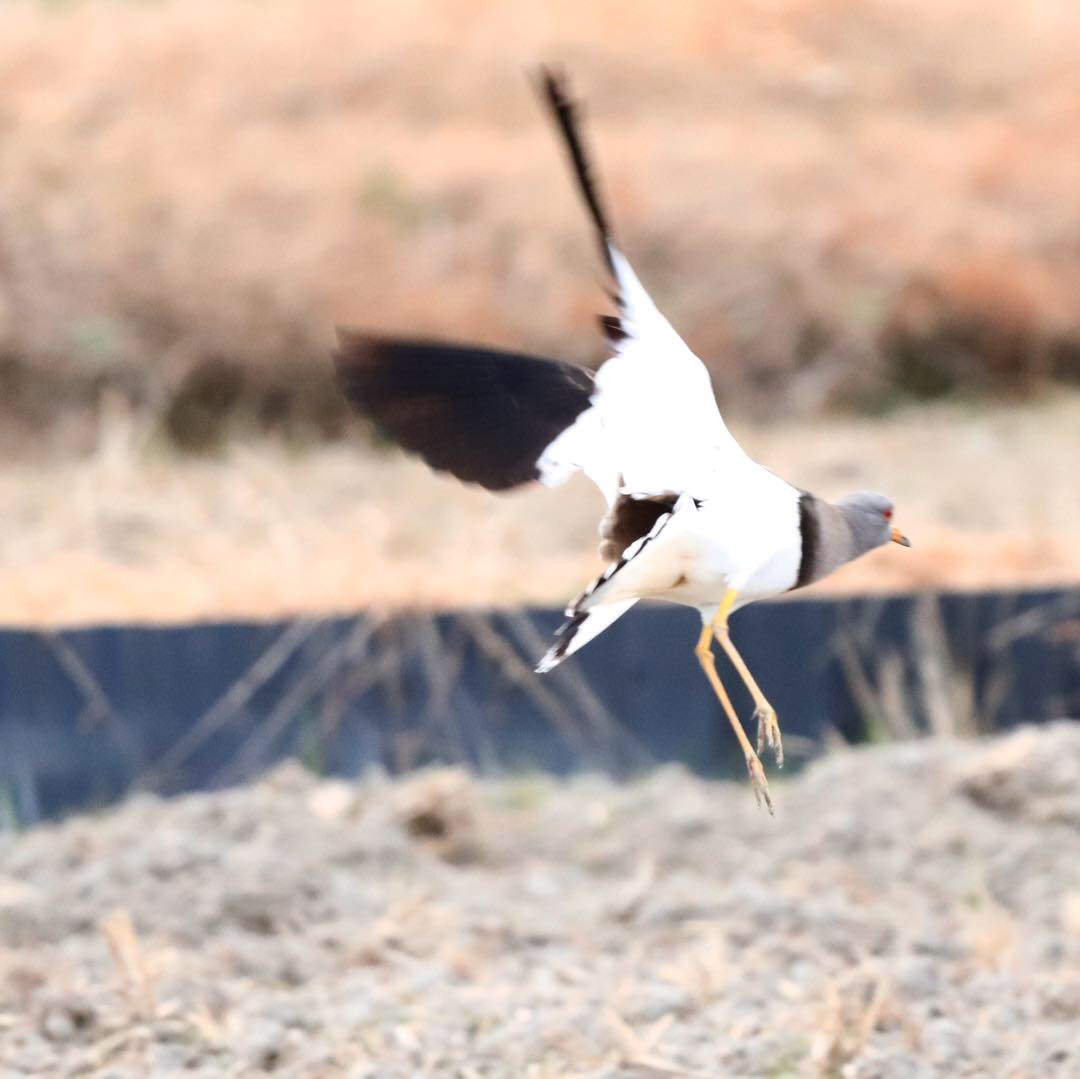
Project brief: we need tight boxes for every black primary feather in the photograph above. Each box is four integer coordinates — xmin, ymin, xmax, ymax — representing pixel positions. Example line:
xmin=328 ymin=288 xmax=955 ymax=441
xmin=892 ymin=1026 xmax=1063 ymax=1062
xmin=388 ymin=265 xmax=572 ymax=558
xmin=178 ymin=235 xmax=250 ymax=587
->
xmin=597 ymin=314 xmax=628 ymax=345
xmin=537 ymin=66 xmax=617 ymax=279
xmin=538 ymin=609 xmax=589 ymax=671
xmin=334 ymin=333 xmax=594 ymax=491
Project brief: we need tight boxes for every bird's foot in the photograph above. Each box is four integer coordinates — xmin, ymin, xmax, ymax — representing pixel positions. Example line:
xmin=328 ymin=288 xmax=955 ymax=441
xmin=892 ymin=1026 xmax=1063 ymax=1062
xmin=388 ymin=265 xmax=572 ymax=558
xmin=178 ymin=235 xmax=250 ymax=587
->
xmin=744 ymin=752 xmax=774 ymax=816
xmin=754 ymin=704 xmax=783 ymax=769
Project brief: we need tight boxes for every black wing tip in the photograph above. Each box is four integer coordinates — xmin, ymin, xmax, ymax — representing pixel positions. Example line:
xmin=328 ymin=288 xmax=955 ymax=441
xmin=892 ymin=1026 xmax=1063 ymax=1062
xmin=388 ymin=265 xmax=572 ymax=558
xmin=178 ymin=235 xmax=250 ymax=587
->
xmin=535 ymin=64 xmax=572 ymax=112
xmin=536 ymin=610 xmax=587 ymax=673
xmin=331 ymin=333 xmax=594 ymax=492
xmin=332 ymin=329 xmax=376 ymax=393
xmin=533 ymin=64 xmax=616 ymax=276
xmin=597 ymin=314 xmax=628 ymax=345
xmin=333 ymin=327 xmax=394 ymax=365
xmin=332 ymin=329 xmax=475 ymax=384
xmin=332 ymin=330 xmax=416 ymax=404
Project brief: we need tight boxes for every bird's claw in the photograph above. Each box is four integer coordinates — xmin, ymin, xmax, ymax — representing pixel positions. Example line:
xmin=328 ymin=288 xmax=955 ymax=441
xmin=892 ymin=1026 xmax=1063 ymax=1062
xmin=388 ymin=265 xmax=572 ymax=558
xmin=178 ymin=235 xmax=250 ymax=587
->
xmin=754 ymin=704 xmax=783 ymax=769
xmin=745 ymin=752 xmax=774 ymax=816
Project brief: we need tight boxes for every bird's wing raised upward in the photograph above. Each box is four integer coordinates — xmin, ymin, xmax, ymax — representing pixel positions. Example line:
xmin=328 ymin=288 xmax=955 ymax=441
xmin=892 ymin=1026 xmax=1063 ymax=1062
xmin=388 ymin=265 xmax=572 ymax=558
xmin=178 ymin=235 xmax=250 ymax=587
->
xmin=535 ymin=68 xmax=751 ymax=500
xmin=334 ymin=71 xmax=750 ymax=511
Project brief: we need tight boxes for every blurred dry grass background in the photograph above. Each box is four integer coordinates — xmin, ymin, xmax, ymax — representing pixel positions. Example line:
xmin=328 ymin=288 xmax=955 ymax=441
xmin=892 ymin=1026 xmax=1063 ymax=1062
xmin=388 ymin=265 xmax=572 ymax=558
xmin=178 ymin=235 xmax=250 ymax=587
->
xmin=1 ymin=0 xmax=1079 ymax=621
xmin=3 ymin=395 xmax=1078 ymax=624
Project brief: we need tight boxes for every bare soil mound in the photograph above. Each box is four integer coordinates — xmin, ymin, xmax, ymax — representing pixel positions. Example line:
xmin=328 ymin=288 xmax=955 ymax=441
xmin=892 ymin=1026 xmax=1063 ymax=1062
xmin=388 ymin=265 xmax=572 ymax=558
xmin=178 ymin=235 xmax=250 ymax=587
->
xmin=2 ymin=724 xmax=1079 ymax=1076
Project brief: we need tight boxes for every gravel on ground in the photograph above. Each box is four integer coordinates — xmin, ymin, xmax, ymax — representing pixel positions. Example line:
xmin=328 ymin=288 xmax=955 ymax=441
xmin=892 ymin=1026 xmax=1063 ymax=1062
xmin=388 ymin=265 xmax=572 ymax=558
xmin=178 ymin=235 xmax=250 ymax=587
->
xmin=2 ymin=723 xmax=1079 ymax=1077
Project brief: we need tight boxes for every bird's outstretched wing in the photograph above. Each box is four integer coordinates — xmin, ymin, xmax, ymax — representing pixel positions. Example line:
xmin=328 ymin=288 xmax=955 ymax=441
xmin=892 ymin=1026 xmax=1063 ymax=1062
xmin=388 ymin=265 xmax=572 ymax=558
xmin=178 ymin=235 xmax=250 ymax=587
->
xmin=334 ymin=334 xmax=594 ymax=491
xmin=334 ymin=70 xmax=749 ymax=512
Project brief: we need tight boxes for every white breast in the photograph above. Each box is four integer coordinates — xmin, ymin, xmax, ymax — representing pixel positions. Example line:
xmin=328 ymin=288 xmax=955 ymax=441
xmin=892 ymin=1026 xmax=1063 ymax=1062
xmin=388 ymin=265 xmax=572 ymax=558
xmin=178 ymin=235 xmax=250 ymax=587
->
xmin=583 ymin=467 xmax=803 ymax=611
xmin=687 ymin=462 xmax=802 ymax=594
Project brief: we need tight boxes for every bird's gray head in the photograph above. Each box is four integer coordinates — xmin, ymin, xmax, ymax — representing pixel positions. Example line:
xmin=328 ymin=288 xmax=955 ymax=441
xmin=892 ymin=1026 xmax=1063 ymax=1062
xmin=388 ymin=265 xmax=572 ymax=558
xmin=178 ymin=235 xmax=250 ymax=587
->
xmin=836 ymin=491 xmax=911 ymax=555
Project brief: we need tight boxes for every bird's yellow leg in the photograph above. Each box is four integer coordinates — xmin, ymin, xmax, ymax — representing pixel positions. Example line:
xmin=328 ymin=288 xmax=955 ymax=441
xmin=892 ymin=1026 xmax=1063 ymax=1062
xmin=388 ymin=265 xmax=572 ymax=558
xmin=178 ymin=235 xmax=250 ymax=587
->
xmin=712 ymin=590 xmax=783 ymax=767
xmin=695 ymin=623 xmax=772 ymax=813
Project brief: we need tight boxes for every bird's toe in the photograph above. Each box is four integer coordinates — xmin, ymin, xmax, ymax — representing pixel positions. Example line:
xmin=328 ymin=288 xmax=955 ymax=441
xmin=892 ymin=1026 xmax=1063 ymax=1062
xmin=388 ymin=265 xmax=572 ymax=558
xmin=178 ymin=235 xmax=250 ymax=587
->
xmin=745 ymin=753 xmax=774 ymax=816
xmin=754 ymin=705 xmax=784 ymax=769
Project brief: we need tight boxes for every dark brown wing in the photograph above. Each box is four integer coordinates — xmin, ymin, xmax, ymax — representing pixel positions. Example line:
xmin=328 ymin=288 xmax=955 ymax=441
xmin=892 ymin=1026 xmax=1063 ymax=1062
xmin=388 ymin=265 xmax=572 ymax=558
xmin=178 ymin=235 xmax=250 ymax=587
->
xmin=597 ymin=492 xmax=678 ymax=562
xmin=334 ymin=332 xmax=594 ymax=491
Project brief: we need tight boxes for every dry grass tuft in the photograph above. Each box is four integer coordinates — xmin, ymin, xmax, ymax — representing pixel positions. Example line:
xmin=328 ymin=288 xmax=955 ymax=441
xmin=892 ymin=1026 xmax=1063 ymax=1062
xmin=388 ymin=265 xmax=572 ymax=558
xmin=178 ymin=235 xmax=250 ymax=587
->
xmin=811 ymin=969 xmax=896 ymax=1075
xmin=0 ymin=388 xmax=1077 ymax=623
xmin=99 ymin=910 xmax=156 ymax=1024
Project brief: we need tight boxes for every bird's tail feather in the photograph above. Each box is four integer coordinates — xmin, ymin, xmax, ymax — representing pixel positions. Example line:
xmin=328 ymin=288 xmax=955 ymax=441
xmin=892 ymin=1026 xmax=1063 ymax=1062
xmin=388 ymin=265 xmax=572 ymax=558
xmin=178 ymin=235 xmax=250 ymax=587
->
xmin=535 ymin=599 xmax=637 ymax=673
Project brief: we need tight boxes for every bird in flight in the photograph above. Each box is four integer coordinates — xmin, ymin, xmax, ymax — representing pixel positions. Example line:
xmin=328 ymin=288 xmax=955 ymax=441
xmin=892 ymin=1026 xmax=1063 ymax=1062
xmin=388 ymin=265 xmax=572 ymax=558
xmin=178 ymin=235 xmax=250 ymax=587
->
xmin=334 ymin=69 xmax=910 ymax=810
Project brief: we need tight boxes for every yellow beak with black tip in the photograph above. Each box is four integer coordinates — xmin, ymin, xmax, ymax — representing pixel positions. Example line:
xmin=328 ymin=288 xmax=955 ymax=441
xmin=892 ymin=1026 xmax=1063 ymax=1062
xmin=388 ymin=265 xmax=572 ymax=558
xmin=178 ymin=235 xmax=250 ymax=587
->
xmin=891 ymin=526 xmax=911 ymax=547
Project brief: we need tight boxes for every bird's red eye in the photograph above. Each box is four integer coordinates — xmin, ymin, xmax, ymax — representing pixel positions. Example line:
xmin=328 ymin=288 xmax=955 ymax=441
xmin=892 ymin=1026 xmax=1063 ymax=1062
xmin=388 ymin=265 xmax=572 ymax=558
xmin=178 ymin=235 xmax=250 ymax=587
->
xmin=882 ymin=508 xmax=893 ymax=520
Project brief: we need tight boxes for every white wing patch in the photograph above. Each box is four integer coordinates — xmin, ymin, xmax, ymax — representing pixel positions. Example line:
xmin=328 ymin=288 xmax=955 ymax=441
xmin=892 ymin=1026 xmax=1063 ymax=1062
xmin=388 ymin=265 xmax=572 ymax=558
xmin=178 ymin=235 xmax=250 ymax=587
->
xmin=536 ymin=246 xmax=752 ymax=506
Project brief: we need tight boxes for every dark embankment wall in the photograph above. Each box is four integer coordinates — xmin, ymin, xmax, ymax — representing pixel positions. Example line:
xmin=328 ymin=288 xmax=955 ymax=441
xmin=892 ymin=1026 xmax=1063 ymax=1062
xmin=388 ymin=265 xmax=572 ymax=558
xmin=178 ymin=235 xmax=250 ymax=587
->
xmin=1 ymin=588 xmax=1077 ymax=824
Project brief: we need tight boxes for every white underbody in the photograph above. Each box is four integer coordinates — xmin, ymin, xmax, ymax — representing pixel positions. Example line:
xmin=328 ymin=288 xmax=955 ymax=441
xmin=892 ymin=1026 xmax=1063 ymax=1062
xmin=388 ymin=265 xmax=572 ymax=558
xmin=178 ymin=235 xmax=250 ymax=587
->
xmin=533 ymin=244 xmax=807 ymax=667
xmin=580 ymin=467 xmax=802 ymax=620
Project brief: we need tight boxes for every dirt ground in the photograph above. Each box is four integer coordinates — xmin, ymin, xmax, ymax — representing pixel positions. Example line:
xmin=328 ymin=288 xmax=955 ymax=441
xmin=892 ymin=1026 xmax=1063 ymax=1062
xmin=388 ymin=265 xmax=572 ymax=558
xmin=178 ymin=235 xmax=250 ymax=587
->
xmin=2 ymin=723 xmax=1079 ymax=1077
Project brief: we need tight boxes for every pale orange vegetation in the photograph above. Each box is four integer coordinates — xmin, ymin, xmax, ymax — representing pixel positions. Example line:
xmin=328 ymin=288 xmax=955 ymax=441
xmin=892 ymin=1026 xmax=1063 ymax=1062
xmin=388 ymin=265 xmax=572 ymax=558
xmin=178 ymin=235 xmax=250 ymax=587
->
xmin=3 ymin=0 xmax=1080 ymax=424
xmin=1 ymin=1 xmax=1078 ymax=623
xmin=2 ymin=392 xmax=1077 ymax=626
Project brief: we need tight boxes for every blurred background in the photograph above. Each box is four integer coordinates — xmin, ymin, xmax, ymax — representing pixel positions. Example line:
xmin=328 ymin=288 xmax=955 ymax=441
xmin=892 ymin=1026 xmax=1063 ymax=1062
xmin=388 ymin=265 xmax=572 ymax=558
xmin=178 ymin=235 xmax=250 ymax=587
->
xmin=2 ymin=0 xmax=1078 ymax=792
xmin=1 ymin=0 xmax=1079 ymax=622
xmin=1 ymin=3 xmax=1079 ymax=1074
xmin=0 ymin=0 xmax=1075 ymax=807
